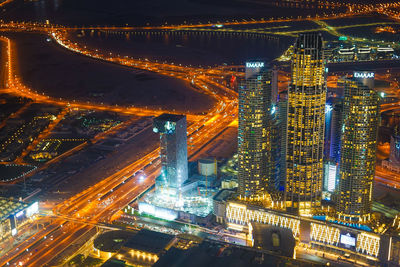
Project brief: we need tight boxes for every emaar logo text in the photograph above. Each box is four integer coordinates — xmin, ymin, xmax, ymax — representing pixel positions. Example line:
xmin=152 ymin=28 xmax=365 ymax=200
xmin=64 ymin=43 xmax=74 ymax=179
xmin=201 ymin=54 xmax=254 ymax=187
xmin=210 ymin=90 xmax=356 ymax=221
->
xmin=246 ymin=62 xmax=264 ymax=68
xmin=354 ymin=72 xmax=374 ymax=79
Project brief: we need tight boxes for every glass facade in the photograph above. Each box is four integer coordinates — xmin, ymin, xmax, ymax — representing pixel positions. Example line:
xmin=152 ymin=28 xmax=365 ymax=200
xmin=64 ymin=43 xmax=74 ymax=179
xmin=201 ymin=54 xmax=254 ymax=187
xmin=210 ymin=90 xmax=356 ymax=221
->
xmin=324 ymin=98 xmax=343 ymax=163
xmin=390 ymin=134 xmax=400 ymax=165
xmin=323 ymin=162 xmax=337 ymax=193
xmin=285 ymin=33 xmax=326 ymax=216
xmin=337 ymin=72 xmax=379 ymax=222
xmin=238 ymin=61 xmax=273 ymax=200
xmin=329 ymin=99 xmax=343 ymax=164
xmin=153 ymin=114 xmax=188 ymax=193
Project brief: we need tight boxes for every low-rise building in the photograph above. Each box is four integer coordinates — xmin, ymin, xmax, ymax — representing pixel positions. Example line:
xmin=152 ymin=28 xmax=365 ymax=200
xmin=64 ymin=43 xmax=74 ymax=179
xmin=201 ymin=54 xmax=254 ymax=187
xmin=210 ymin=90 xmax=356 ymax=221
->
xmin=154 ymin=238 xmax=321 ymax=267
xmin=223 ymin=201 xmax=394 ymax=266
xmin=98 ymin=229 xmax=176 ymax=267
xmin=382 ymin=132 xmax=400 ymax=173
xmin=213 ymin=189 xmax=236 ymax=224
xmin=0 ymin=198 xmax=39 ymax=240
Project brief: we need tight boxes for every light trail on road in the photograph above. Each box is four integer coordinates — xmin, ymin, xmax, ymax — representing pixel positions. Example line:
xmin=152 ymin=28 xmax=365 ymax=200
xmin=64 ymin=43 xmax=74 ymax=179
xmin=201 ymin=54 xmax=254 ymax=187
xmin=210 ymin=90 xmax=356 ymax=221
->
xmin=0 ymin=0 xmax=15 ymax=8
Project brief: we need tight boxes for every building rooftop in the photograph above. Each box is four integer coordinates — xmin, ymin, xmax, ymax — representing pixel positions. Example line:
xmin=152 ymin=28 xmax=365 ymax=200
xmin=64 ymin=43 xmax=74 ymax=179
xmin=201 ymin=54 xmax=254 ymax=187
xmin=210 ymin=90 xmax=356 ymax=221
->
xmin=0 ymin=197 xmax=29 ymax=221
xmin=154 ymin=113 xmax=186 ymax=123
xmin=154 ymin=239 xmax=322 ymax=267
xmin=198 ymin=157 xmax=216 ymax=164
xmin=213 ymin=189 xmax=235 ymax=202
xmin=101 ymin=258 xmax=126 ymax=267
xmin=123 ymin=229 xmax=175 ymax=254
xmin=94 ymin=230 xmax=136 ymax=253
xmin=251 ymin=223 xmax=296 ymax=257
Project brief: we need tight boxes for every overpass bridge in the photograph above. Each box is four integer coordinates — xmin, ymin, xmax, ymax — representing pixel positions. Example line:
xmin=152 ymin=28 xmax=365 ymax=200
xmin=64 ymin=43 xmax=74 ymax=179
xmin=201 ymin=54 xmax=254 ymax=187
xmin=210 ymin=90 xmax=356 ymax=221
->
xmin=40 ymin=212 xmax=126 ymax=231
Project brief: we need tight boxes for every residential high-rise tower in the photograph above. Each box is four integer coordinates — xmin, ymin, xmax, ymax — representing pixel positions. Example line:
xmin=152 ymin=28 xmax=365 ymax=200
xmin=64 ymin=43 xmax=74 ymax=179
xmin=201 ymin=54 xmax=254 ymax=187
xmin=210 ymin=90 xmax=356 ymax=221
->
xmin=285 ymin=33 xmax=326 ymax=215
xmin=277 ymin=95 xmax=288 ymax=192
xmin=336 ymin=71 xmax=379 ymax=222
xmin=238 ymin=61 xmax=273 ymax=200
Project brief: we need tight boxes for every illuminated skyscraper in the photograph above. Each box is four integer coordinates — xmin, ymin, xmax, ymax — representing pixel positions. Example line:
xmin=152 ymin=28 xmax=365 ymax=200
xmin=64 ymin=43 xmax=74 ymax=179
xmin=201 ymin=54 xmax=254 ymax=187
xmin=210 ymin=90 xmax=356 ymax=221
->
xmin=238 ymin=61 xmax=273 ymax=200
xmin=324 ymin=99 xmax=334 ymax=160
xmin=329 ymin=99 xmax=343 ymax=164
xmin=337 ymin=71 xmax=379 ymax=222
xmin=277 ymin=95 xmax=288 ymax=192
xmin=322 ymin=98 xmax=342 ymax=200
xmin=285 ymin=33 xmax=326 ymax=215
xmin=153 ymin=114 xmax=188 ymax=194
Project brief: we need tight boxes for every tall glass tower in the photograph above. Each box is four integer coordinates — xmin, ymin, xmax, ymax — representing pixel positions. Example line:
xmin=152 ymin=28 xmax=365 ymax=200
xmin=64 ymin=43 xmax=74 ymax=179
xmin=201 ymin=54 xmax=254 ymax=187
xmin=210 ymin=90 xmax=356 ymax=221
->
xmin=153 ymin=114 xmax=188 ymax=195
xmin=285 ymin=33 xmax=326 ymax=215
xmin=329 ymin=99 xmax=343 ymax=164
xmin=337 ymin=71 xmax=379 ymax=222
xmin=238 ymin=61 xmax=273 ymax=200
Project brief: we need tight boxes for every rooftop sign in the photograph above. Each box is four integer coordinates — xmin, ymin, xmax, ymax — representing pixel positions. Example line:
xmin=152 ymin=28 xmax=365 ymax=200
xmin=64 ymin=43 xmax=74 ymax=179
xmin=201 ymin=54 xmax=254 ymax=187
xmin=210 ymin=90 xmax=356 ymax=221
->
xmin=354 ymin=72 xmax=374 ymax=79
xmin=246 ymin=62 xmax=264 ymax=68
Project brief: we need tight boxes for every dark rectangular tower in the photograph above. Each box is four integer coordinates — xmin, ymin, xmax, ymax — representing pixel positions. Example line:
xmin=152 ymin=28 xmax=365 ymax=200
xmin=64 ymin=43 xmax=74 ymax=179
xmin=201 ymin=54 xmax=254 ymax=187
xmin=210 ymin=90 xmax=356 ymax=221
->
xmin=153 ymin=114 xmax=188 ymax=193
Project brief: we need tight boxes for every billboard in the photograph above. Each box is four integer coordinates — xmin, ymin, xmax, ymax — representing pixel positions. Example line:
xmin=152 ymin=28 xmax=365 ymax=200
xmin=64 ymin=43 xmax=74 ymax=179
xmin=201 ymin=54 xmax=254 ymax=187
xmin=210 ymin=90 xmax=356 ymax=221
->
xmin=138 ymin=202 xmax=178 ymax=221
xmin=340 ymin=232 xmax=357 ymax=248
xmin=26 ymin=202 xmax=39 ymax=217
xmin=323 ymin=162 xmax=337 ymax=193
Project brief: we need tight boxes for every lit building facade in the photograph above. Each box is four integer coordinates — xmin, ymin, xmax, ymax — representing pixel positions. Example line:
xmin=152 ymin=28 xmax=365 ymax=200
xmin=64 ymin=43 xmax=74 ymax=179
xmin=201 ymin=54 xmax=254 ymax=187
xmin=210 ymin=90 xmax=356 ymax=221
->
xmin=285 ymin=33 xmax=326 ymax=215
xmin=323 ymin=162 xmax=337 ymax=195
xmin=323 ymin=98 xmax=342 ymax=200
xmin=153 ymin=114 xmax=188 ymax=194
xmin=337 ymin=71 xmax=380 ymax=222
xmin=329 ymin=99 xmax=343 ymax=164
xmin=324 ymin=97 xmax=343 ymax=162
xmin=324 ymin=98 xmax=334 ymax=160
xmin=0 ymin=198 xmax=39 ymax=241
xmin=270 ymin=114 xmax=280 ymax=193
xmin=238 ymin=61 xmax=273 ymax=200
xmin=224 ymin=201 xmax=386 ymax=264
xmin=277 ymin=96 xmax=288 ymax=192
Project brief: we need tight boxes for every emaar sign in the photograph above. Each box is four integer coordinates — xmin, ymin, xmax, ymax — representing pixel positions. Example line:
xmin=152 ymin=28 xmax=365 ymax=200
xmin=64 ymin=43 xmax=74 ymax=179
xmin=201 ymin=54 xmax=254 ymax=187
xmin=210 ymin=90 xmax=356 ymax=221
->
xmin=354 ymin=72 xmax=374 ymax=79
xmin=246 ymin=62 xmax=265 ymax=68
